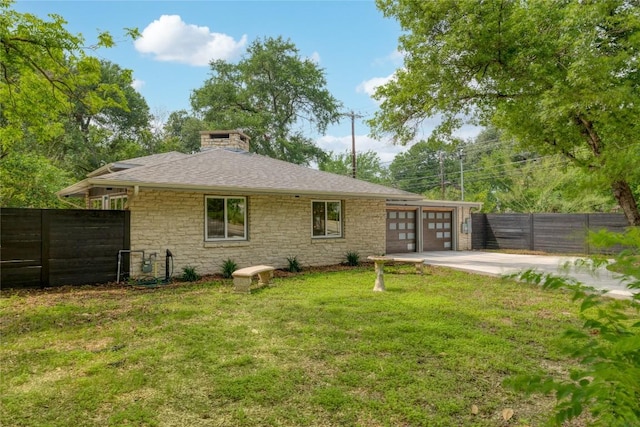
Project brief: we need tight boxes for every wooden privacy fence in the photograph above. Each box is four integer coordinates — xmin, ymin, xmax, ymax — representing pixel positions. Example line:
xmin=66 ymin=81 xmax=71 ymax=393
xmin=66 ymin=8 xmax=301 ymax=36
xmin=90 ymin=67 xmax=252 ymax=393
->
xmin=1 ymin=208 xmax=130 ymax=289
xmin=471 ymin=213 xmax=628 ymax=254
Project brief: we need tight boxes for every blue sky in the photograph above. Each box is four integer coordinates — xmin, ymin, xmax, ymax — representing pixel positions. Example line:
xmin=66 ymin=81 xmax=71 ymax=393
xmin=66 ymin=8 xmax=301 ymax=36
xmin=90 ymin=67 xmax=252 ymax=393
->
xmin=15 ymin=0 xmax=479 ymax=164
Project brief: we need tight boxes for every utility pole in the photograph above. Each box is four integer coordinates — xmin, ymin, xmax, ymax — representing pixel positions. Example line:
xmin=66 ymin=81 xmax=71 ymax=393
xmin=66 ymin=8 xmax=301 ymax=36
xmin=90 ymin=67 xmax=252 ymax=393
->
xmin=439 ymin=151 xmax=445 ymax=199
xmin=341 ymin=111 xmax=364 ymax=178
xmin=459 ymin=148 xmax=465 ymax=201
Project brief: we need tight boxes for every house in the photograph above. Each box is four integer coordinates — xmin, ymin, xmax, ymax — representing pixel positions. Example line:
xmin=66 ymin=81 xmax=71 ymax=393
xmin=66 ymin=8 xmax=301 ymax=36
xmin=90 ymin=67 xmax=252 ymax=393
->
xmin=57 ymin=130 xmax=479 ymax=277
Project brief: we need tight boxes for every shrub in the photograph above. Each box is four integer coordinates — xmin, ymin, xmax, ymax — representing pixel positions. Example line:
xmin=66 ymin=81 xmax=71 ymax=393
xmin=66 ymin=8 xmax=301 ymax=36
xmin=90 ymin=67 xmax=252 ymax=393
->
xmin=345 ymin=251 xmax=360 ymax=266
xmin=220 ymin=258 xmax=238 ymax=279
xmin=181 ymin=266 xmax=200 ymax=282
xmin=506 ymin=228 xmax=640 ymax=426
xmin=286 ymin=256 xmax=302 ymax=273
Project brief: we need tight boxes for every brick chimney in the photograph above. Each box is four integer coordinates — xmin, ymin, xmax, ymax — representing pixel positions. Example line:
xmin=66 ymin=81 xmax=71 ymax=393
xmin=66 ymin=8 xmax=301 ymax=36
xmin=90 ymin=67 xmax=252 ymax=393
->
xmin=199 ymin=130 xmax=250 ymax=152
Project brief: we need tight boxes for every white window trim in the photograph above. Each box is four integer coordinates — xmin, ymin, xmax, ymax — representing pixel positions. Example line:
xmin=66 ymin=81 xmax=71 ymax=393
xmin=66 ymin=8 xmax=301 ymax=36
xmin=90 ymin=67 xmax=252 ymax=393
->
xmin=311 ymin=200 xmax=343 ymax=239
xmin=89 ymin=194 xmax=127 ymax=210
xmin=204 ymin=196 xmax=248 ymax=242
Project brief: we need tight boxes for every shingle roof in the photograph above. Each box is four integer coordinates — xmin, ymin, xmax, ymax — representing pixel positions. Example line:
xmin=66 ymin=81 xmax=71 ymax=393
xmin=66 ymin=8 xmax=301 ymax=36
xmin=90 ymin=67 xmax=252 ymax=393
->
xmin=86 ymin=152 xmax=191 ymax=177
xmin=58 ymin=148 xmax=423 ymax=200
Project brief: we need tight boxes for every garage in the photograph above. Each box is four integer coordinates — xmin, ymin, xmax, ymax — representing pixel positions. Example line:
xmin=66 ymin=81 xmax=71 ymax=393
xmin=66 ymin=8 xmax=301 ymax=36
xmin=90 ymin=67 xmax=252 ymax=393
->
xmin=422 ymin=210 xmax=453 ymax=250
xmin=385 ymin=209 xmax=417 ymax=253
xmin=385 ymin=200 xmax=482 ymax=253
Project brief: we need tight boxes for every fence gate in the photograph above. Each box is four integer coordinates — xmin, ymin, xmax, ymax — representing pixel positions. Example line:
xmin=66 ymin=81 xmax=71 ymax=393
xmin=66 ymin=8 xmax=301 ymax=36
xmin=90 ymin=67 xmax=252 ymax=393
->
xmin=1 ymin=208 xmax=130 ymax=288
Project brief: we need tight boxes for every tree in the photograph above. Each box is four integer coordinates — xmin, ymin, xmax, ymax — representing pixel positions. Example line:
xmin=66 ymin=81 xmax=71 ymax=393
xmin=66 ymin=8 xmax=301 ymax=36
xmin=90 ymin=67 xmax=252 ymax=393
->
xmin=318 ymin=150 xmax=390 ymax=184
xmin=388 ymin=139 xmax=462 ymax=197
xmin=463 ymin=128 xmax=616 ymax=213
xmin=509 ymin=228 xmax=640 ymax=426
xmin=369 ymin=0 xmax=640 ymax=225
xmin=160 ymin=110 xmax=206 ymax=154
xmin=58 ymin=60 xmax=153 ymax=178
xmin=191 ymin=36 xmax=343 ymax=165
xmin=0 ymin=0 xmax=137 ymax=158
xmin=0 ymin=150 xmax=71 ymax=208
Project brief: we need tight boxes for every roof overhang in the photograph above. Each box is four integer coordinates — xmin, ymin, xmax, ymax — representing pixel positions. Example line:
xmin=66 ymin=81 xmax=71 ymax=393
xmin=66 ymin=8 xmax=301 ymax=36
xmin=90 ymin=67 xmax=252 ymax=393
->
xmin=57 ymin=179 xmax=425 ymax=201
xmin=387 ymin=199 xmax=483 ymax=209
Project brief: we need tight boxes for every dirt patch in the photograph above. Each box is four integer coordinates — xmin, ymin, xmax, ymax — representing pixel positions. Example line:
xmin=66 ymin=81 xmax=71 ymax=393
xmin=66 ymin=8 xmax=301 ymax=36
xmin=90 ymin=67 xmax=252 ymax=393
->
xmin=1 ymin=263 xmax=373 ymax=298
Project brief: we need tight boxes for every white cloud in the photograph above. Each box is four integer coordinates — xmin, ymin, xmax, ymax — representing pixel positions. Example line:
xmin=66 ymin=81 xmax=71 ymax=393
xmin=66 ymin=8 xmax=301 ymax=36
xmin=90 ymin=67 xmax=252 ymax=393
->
xmin=309 ymin=51 xmax=321 ymax=64
xmin=131 ymin=79 xmax=145 ymax=91
xmin=134 ymin=15 xmax=247 ymax=66
xmin=316 ymin=134 xmax=403 ymax=164
xmin=356 ymin=74 xmax=395 ymax=97
xmin=373 ymin=49 xmax=404 ymax=67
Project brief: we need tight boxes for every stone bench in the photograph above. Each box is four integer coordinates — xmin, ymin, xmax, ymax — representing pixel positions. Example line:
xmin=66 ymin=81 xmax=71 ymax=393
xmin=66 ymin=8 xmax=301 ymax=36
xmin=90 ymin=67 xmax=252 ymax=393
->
xmin=367 ymin=256 xmax=427 ymax=292
xmin=388 ymin=257 xmax=426 ymax=275
xmin=232 ymin=265 xmax=275 ymax=293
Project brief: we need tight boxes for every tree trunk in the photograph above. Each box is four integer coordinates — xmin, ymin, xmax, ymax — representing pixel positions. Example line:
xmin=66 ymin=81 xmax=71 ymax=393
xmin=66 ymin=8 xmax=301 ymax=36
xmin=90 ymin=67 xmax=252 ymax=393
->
xmin=612 ymin=180 xmax=640 ymax=226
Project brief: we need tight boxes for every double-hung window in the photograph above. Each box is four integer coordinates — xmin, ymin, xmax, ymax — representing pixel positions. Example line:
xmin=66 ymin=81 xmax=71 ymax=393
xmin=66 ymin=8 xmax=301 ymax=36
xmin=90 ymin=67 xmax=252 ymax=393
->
xmin=312 ymin=200 xmax=342 ymax=238
xmin=205 ymin=196 xmax=247 ymax=241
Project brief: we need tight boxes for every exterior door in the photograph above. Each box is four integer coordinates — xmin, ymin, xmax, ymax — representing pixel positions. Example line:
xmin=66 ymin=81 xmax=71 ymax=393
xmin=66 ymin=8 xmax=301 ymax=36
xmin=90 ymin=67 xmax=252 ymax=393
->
xmin=385 ymin=209 xmax=417 ymax=253
xmin=422 ymin=210 xmax=453 ymax=250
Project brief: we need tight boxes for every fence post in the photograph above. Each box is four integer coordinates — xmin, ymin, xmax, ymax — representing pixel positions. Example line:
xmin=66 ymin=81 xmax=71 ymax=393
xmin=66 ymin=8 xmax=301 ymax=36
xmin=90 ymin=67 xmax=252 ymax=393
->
xmin=586 ymin=214 xmax=590 ymax=255
xmin=482 ymin=214 xmax=488 ymax=249
xmin=40 ymin=209 xmax=50 ymax=288
xmin=529 ymin=213 xmax=534 ymax=251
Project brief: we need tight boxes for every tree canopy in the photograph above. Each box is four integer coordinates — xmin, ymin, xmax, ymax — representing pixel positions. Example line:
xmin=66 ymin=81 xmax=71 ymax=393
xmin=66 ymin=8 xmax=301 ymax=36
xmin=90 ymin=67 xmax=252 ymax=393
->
xmin=0 ymin=0 xmax=149 ymax=205
xmin=318 ymin=150 xmax=390 ymax=184
xmin=0 ymin=0 xmax=137 ymax=157
xmin=191 ymin=36 xmax=343 ymax=165
xmin=370 ymin=0 xmax=640 ymax=225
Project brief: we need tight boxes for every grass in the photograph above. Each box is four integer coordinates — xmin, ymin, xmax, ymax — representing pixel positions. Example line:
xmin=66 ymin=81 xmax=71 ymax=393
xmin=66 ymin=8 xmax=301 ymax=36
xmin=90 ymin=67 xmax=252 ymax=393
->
xmin=1 ymin=265 xmax=588 ymax=426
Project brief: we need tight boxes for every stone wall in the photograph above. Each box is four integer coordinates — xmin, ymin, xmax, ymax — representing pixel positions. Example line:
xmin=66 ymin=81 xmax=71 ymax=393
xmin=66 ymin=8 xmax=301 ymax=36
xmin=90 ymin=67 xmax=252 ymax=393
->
xmin=127 ymin=189 xmax=386 ymax=277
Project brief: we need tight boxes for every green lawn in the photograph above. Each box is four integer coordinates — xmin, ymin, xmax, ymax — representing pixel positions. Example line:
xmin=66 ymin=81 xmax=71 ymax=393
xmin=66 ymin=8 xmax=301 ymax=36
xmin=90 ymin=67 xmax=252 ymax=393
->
xmin=1 ymin=265 xmax=586 ymax=426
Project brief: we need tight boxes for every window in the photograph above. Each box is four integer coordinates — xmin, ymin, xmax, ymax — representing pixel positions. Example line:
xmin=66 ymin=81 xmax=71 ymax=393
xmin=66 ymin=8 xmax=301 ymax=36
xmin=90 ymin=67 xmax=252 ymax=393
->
xmin=109 ymin=195 xmax=127 ymax=210
xmin=89 ymin=194 xmax=127 ymax=210
xmin=205 ymin=196 xmax=246 ymax=241
xmin=312 ymin=201 xmax=342 ymax=238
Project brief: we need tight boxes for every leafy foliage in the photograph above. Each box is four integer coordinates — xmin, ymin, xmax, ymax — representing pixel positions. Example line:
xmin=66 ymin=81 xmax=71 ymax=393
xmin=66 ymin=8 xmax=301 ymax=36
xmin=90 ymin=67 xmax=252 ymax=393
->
xmin=181 ymin=266 xmax=200 ymax=282
xmin=345 ymin=251 xmax=360 ymax=267
xmin=0 ymin=1 xmax=136 ymax=156
xmin=388 ymin=138 xmax=462 ymax=196
xmin=0 ymin=151 xmax=72 ymax=208
xmin=370 ymin=0 xmax=640 ymax=224
xmin=1 ymin=1 xmax=148 ymax=205
xmin=507 ymin=229 xmax=640 ymax=426
xmin=286 ymin=256 xmax=302 ymax=273
xmin=318 ymin=150 xmax=390 ymax=184
xmin=461 ymin=128 xmax=615 ymax=213
xmin=191 ymin=36 xmax=343 ymax=165
xmin=220 ymin=259 xmax=238 ymax=279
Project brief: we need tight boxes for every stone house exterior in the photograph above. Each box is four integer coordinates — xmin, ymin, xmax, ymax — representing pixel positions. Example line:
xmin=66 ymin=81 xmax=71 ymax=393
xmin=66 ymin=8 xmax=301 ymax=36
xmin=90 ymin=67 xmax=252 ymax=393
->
xmin=58 ymin=130 xmax=425 ymax=277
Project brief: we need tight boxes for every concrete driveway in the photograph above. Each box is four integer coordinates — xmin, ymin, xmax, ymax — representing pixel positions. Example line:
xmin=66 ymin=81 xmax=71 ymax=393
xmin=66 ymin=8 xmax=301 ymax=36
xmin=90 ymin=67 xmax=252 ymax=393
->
xmin=387 ymin=251 xmax=634 ymax=299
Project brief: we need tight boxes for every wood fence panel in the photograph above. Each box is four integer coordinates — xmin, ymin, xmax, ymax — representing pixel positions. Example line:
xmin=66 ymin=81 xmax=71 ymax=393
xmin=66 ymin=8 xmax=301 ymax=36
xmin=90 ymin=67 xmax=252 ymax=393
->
xmin=471 ymin=212 xmax=628 ymax=254
xmin=587 ymin=213 xmax=630 ymax=254
xmin=1 ymin=209 xmax=42 ymax=287
xmin=483 ymin=214 xmax=531 ymax=250
xmin=471 ymin=213 xmax=486 ymax=250
xmin=533 ymin=214 xmax=588 ymax=253
xmin=1 ymin=208 xmax=129 ymax=288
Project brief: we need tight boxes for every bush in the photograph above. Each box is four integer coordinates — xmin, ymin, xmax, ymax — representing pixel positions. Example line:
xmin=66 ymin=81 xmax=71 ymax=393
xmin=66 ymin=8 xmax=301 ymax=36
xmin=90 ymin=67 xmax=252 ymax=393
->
xmin=345 ymin=251 xmax=360 ymax=266
xmin=506 ymin=228 xmax=640 ymax=426
xmin=286 ymin=256 xmax=302 ymax=273
xmin=220 ymin=258 xmax=238 ymax=279
xmin=181 ymin=266 xmax=200 ymax=282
